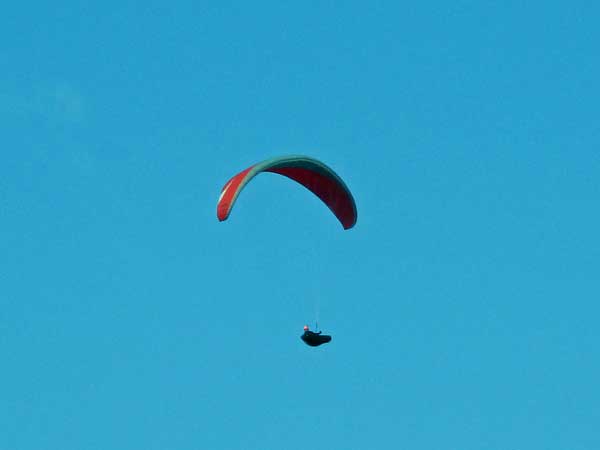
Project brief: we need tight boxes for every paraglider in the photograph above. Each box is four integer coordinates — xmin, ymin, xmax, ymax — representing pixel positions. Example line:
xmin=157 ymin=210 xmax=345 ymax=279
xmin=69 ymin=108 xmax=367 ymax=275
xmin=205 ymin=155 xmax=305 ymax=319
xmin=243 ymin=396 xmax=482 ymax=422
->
xmin=217 ymin=155 xmax=355 ymax=348
xmin=216 ymin=155 xmax=357 ymax=229
xmin=300 ymin=325 xmax=332 ymax=347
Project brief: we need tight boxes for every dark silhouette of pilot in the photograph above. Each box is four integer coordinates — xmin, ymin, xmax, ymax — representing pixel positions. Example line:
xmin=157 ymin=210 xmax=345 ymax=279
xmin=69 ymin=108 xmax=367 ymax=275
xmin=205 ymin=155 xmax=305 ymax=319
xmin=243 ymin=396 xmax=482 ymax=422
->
xmin=301 ymin=325 xmax=332 ymax=347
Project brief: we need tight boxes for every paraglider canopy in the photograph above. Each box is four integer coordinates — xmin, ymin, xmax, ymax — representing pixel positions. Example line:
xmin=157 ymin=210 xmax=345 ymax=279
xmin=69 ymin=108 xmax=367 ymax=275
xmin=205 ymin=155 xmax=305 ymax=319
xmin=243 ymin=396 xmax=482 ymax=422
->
xmin=217 ymin=155 xmax=357 ymax=229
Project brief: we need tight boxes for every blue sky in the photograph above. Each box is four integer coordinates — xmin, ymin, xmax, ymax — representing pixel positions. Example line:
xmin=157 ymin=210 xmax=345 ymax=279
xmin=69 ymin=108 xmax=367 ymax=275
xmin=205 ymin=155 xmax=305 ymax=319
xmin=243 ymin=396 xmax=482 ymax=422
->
xmin=2 ymin=2 xmax=599 ymax=449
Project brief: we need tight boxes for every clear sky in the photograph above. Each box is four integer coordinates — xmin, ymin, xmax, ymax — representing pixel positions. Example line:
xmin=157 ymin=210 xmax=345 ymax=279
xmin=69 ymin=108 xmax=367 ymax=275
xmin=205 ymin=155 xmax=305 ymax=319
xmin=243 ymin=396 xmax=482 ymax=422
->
xmin=2 ymin=2 xmax=599 ymax=449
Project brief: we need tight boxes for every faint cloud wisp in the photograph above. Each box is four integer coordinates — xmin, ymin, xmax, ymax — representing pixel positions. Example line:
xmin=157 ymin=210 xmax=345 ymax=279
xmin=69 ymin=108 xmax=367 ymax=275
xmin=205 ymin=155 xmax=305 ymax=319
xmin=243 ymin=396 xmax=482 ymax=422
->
xmin=0 ymin=81 xmax=87 ymax=124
